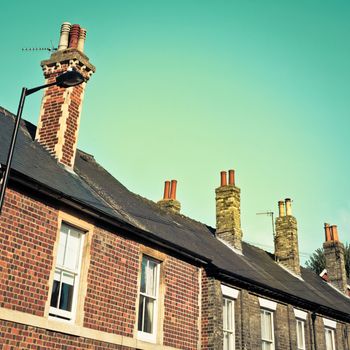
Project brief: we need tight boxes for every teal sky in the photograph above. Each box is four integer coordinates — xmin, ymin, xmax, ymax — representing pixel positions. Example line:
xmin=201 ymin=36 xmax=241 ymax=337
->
xmin=2 ymin=1 xmax=350 ymax=264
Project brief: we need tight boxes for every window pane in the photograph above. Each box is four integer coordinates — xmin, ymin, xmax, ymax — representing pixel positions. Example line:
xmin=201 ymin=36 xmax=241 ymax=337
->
xmin=147 ymin=260 xmax=157 ymax=296
xmin=59 ymin=272 xmax=75 ymax=311
xmin=223 ymin=299 xmax=227 ymax=329
xmin=50 ymin=279 xmax=60 ymax=308
xmin=223 ymin=331 xmax=228 ymax=350
xmin=266 ymin=312 xmax=272 ymax=340
xmin=297 ymin=320 xmax=305 ymax=349
xmin=57 ymin=228 xmax=68 ymax=266
xmin=138 ymin=295 xmax=145 ymax=331
xmin=144 ymin=297 xmax=154 ymax=333
xmin=65 ymin=229 xmax=81 ymax=270
xmin=140 ymin=257 xmax=147 ymax=293
xmin=227 ymin=300 xmax=233 ymax=330
xmin=325 ymin=329 xmax=334 ymax=350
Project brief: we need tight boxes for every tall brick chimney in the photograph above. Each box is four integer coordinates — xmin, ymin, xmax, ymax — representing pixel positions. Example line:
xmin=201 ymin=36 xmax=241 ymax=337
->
xmin=35 ymin=22 xmax=96 ymax=169
xmin=323 ymin=224 xmax=347 ymax=293
xmin=215 ymin=169 xmax=243 ymax=251
xmin=157 ymin=180 xmax=181 ymax=213
xmin=274 ymin=199 xmax=301 ymax=275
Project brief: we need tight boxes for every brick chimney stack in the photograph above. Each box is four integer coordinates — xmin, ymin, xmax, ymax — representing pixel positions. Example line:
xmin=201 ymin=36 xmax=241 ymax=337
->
xmin=35 ymin=22 xmax=95 ymax=169
xmin=323 ymin=223 xmax=347 ymax=293
xmin=215 ymin=169 xmax=243 ymax=251
xmin=275 ymin=199 xmax=301 ymax=275
xmin=157 ymin=180 xmax=181 ymax=213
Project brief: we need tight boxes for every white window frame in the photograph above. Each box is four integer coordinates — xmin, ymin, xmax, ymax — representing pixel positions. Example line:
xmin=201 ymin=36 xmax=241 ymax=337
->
xmin=296 ymin=319 xmax=306 ymax=350
xmin=324 ymin=327 xmax=336 ymax=350
xmin=49 ymin=223 xmax=85 ymax=322
xmin=323 ymin=318 xmax=337 ymax=350
xmin=137 ymin=255 xmax=160 ymax=343
xmin=294 ymin=309 xmax=307 ymax=350
xmin=221 ymin=285 xmax=239 ymax=350
xmin=223 ymin=297 xmax=235 ymax=350
xmin=260 ymin=309 xmax=275 ymax=350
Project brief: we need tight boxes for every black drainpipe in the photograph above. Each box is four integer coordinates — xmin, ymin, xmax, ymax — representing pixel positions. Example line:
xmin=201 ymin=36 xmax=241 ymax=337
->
xmin=311 ymin=312 xmax=317 ymax=350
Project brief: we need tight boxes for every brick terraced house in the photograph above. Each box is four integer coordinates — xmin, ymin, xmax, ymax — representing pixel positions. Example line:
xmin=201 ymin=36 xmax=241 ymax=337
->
xmin=1 ymin=22 xmax=350 ymax=350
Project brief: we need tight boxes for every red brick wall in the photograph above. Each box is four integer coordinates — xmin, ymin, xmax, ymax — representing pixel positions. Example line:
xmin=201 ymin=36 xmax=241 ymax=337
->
xmin=83 ymin=227 xmax=139 ymax=336
xmin=0 ymin=188 xmax=58 ymax=316
xmin=37 ymin=68 xmax=68 ymax=154
xmin=163 ymin=256 xmax=199 ymax=350
xmin=37 ymin=62 xmax=86 ymax=168
xmin=0 ymin=187 xmax=202 ymax=349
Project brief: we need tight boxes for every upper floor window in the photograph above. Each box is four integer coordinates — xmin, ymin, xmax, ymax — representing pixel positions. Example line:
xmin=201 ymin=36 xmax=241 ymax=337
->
xmin=296 ymin=319 xmax=306 ymax=350
xmin=294 ymin=309 xmax=307 ymax=350
xmin=137 ymin=255 xmax=160 ymax=342
xmin=223 ymin=297 xmax=235 ymax=350
xmin=258 ymin=298 xmax=277 ymax=350
xmin=325 ymin=328 xmax=335 ymax=350
xmin=323 ymin=318 xmax=336 ymax=350
xmin=221 ymin=285 xmax=239 ymax=350
xmin=261 ymin=309 xmax=274 ymax=350
xmin=49 ymin=223 xmax=84 ymax=321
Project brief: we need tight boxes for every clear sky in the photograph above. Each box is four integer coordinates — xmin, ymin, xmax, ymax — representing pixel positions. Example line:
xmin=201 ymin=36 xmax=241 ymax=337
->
xmin=2 ymin=1 xmax=350 ymax=264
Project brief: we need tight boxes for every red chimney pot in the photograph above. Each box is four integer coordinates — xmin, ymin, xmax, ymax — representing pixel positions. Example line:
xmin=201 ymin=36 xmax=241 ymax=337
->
xmin=69 ymin=24 xmax=81 ymax=49
xmin=220 ymin=171 xmax=227 ymax=187
xmin=170 ymin=180 xmax=177 ymax=200
xmin=228 ymin=169 xmax=235 ymax=186
xmin=163 ymin=181 xmax=170 ymax=200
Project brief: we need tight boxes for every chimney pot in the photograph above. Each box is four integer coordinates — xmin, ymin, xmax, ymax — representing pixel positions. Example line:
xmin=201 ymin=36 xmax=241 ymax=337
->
xmin=163 ymin=181 xmax=170 ymax=200
xmin=58 ymin=22 xmax=71 ymax=51
xmin=170 ymin=180 xmax=177 ymax=200
xmin=69 ymin=24 xmax=81 ymax=49
xmin=220 ymin=171 xmax=227 ymax=187
xmin=278 ymin=200 xmax=285 ymax=217
xmin=324 ymin=223 xmax=331 ymax=242
xmin=330 ymin=225 xmax=339 ymax=242
xmin=77 ymin=28 xmax=87 ymax=52
xmin=228 ymin=169 xmax=235 ymax=186
xmin=285 ymin=198 xmax=292 ymax=216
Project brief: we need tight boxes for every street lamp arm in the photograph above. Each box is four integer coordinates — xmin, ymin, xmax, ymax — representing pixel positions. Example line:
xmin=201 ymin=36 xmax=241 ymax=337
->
xmin=26 ymin=81 xmax=57 ymax=96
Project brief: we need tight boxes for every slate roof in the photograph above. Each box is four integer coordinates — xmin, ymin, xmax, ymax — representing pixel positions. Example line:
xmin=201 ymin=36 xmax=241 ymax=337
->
xmin=1 ymin=106 xmax=350 ymax=321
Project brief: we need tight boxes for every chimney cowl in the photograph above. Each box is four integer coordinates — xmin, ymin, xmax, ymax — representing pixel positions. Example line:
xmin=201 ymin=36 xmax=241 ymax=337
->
xmin=285 ymin=198 xmax=292 ymax=216
xmin=58 ymin=22 xmax=71 ymax=51
xmin=278 ymin=200 xmax=285 ymax=217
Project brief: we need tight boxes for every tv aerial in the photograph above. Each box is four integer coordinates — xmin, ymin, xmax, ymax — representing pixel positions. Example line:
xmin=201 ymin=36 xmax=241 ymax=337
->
xmin=22 ymin=40 xmax=57 ymax=52
xmin=256 ymin=211 xmax=275 ymax=238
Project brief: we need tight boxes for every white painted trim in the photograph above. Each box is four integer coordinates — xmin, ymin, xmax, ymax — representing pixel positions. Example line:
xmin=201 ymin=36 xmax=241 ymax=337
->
xmin=221 ymin=285 xmax=239 ymax=299
xmin=323 ymin=318 xmax=337 ymax=329
xmin=319 ymin=269 xmax=327 ymax=277
xmin=0 ymin=307 xmax=179 ymax=350
xmin=293 ymin=308 xmax=307 ymax=320
xmin=277 ymin=262 xmax=304 ymax=281
xmin=217 ymin=237 xmax=244 ymax=256
xmin=258 ymin=297 xmax=277 ymax=311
